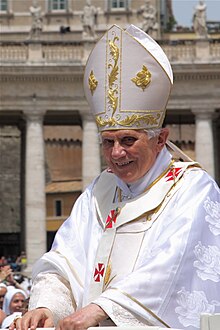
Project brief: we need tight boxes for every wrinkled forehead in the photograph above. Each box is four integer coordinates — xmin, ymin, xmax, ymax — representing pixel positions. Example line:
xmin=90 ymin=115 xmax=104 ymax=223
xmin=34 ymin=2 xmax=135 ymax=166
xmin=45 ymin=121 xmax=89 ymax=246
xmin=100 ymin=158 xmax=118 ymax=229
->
xmin=101 ymin=129 xmax=145 ymax=136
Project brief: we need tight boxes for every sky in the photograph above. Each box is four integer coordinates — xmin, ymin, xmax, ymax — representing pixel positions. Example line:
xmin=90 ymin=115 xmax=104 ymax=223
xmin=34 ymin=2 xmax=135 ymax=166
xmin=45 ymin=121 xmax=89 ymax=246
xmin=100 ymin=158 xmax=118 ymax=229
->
xmin=172 ymin=0 xmax=220 ymax=27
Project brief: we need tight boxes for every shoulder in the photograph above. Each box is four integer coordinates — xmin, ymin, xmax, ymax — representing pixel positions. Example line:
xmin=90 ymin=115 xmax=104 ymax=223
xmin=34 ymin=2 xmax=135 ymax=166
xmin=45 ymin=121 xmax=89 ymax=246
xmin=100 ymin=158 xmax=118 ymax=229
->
xmin=183 ymin=164 xmax=219 ymax=192
xmin=173 ymin=164 xmax=220 ymax=208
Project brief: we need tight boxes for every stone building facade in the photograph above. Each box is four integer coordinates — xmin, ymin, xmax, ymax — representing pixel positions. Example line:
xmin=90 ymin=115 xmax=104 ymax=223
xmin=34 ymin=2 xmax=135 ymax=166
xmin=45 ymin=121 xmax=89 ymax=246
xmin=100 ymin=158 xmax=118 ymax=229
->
xmin=0 ymin=0 xmax=220 ymax=272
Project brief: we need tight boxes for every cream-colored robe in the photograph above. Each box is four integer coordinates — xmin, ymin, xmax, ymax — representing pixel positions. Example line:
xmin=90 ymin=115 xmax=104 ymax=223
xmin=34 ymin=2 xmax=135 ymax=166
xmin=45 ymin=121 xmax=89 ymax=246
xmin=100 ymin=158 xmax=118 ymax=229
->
xmin=29 ymin=147 xmax=220 ymax=329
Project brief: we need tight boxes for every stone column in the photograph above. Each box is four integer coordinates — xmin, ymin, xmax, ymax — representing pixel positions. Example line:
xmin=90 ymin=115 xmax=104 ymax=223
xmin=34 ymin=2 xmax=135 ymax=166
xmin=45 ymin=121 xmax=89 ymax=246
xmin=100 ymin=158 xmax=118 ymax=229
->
xmin=192 ymin=109 xmax=215 ymax=177
xmin=81 ymin=112 xmax=101 ymax=190
xmin=24 ymin=107 xmax=46 ymax=274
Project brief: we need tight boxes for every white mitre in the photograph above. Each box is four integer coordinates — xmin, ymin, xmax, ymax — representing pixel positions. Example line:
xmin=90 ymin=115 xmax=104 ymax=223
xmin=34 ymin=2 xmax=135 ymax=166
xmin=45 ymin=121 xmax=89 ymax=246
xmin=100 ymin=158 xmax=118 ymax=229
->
xmin=83 ymin=24 xmax=173 ymax=132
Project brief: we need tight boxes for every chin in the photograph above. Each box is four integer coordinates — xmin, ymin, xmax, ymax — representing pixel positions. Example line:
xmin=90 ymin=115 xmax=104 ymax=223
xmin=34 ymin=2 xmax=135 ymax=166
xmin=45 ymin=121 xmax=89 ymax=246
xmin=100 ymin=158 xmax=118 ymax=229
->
xmin=118 ymin=174 xmax=135 ymax=183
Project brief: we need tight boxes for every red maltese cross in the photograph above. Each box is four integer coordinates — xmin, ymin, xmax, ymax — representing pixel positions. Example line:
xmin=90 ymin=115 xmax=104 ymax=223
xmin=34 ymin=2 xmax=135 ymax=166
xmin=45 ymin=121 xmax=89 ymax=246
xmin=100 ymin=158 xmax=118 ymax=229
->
xmin=94 ymin=263 xmax=105 ymax=282
xmin=105 ymin=209 xmax=119 ymax=229
xmin=165 ymin=167 xmax=182 ymax=182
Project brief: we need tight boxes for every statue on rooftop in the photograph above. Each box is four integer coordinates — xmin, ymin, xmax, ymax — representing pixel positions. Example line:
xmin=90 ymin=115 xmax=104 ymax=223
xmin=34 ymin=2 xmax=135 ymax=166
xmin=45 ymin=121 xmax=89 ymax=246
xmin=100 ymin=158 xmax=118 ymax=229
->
xmin=81 ymin=0 xmax=98 ymax=39
xmin=193 ymin=0 xmax=208 ymax=38
xmin=29 ymin=0 xmax=43 ymax=40
xmin=137 ymin=0 xmax=158 ymax=35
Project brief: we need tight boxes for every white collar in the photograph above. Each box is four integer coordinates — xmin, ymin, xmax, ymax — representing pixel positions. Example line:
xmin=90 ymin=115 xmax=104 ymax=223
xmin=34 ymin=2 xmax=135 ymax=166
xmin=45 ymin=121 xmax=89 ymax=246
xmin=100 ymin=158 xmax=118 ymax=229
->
xmin=116 ymin=147 xmax=172 ymax=200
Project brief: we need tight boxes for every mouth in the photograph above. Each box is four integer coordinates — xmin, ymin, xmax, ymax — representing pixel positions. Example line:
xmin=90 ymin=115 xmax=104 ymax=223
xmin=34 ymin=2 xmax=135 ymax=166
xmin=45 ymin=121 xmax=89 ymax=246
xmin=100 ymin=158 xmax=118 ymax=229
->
xmin=115 ymin=160 xmax=133 ymax=167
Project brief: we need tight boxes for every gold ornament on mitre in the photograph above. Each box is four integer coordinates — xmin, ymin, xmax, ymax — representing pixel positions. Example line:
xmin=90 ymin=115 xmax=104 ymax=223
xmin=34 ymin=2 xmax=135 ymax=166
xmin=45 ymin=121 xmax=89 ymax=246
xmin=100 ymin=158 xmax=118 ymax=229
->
xmin=83 ymin=24 xmax=173 ymax=132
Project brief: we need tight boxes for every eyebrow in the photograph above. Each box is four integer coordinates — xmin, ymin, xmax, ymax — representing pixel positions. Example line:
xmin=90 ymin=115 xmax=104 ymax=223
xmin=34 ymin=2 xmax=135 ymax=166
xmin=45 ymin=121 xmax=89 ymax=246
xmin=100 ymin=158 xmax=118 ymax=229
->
xmin=102 ymin=134 xmax=137 ymax=140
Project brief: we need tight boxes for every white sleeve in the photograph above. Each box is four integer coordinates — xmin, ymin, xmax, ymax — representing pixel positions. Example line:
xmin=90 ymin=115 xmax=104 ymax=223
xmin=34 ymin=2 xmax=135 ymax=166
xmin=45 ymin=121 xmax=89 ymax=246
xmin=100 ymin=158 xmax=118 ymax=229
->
xmin=28 ymin=273 xmax=76 ymax=325
xmin=94 ymin=297 xmax=154 ymax=327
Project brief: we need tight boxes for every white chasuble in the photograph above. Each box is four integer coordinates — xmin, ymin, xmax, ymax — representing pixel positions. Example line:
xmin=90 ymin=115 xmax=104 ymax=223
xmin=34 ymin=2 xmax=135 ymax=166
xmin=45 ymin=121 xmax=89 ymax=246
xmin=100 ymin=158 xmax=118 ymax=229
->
xmin=88 ymin=161 xmax=199 ymax=303
xmin=29 ymin=148 xmax=220 ymax=330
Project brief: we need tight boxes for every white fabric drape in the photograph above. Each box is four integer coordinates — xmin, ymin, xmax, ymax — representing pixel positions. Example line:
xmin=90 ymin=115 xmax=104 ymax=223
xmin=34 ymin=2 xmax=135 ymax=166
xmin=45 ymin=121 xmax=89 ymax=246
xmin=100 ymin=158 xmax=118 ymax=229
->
xmin=29 ymin=147 xmax=220 ymax=329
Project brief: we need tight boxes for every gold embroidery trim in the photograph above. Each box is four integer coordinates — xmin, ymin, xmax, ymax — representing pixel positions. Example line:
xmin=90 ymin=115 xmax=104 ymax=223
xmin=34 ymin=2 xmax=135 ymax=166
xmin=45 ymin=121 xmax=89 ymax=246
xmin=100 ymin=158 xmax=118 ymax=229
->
xmin=118 ymin=159 xmax=175 ymax=202
xmin=96 ymin=112 xmax=160 ymax=128
xmin=108 ymin=36 xmax=119 ymax=116
xmin=104 ymin=261 xmax=111 ymax=286
xmin=54 ymin=250 xmax=83 ymax=288
xmin=131 ymin=65 xmax=151 ymax=91
xmin=121 ymin=162 xmax=200 ymax=222
xmin=88 ymin=70 xmax=98 ymax=95
xmin=110 ymin=287 xmax=170 ymax=328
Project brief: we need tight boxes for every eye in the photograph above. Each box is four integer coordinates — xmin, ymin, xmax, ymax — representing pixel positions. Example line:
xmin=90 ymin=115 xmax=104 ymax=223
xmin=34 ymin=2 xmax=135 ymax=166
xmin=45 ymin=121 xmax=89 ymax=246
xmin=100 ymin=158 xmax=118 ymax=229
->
xmin=102 ymin=138 xmax=114 ymax=148
xmin=121 ymin=136 xmax=137 ymax=146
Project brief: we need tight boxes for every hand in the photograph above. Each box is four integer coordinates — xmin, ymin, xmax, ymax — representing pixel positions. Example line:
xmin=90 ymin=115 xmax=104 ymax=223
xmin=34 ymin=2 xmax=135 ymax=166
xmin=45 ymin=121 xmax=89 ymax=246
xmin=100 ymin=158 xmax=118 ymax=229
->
xmin=0 ymin=265 xmax=12 ymax=282
xmin=0 ymin=309 xmax=6 ymax=325
xmin=56 ymin=303 xmax=107 ymax=330
xmin=9 ymin=308 xmax=54 ymax=330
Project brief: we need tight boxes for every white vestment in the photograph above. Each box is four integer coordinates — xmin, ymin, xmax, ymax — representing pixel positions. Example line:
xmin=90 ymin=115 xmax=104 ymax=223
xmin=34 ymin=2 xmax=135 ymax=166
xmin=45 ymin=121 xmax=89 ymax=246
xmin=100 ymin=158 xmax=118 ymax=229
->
xmin=29 ymin=147 xmax=220 ymax=329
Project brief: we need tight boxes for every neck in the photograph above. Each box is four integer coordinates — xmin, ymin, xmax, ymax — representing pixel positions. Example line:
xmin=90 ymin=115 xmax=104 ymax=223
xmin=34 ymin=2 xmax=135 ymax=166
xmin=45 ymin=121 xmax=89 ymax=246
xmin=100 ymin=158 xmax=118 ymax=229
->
xmin=117 ymin=147 xmax=172 ymax=200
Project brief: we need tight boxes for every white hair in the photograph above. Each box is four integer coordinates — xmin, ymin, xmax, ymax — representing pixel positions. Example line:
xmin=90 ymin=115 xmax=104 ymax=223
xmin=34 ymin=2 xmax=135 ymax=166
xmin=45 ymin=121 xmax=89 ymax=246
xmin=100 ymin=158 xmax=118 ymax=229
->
xmin=98 ymin=128 xmax=162 ymax=143
xmin=144 ymin=128 xmax=162 ymax=139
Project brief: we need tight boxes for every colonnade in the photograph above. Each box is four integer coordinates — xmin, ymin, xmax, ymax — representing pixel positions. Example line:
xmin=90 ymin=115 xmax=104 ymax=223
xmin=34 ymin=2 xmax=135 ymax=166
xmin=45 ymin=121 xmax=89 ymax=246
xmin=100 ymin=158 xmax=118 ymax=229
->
xmin=24 ymin=108 xmax=101 ymax=274
xmin=192 ymin=108 xmax=216 ymax=178
xmin=23 ymin=106 xmax=216 ymax=273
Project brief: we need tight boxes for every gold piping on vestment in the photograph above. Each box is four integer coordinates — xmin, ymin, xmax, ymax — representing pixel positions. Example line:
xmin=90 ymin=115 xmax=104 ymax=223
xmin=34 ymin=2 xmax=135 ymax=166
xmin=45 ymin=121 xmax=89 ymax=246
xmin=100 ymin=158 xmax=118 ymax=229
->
xmin=140 ymin=162 xmax=201 ymax=220
xmin=104 ymin=259 xmax=117 ymax=288
xmin=53 ymin=250 xmax=83 ymax=301
xmin=110 ymin=287 xmax=170 ymax=328
xmin=118 ymin=159 xmax=175 ymax=202
xmin=104 ymin=261 xmax=111 ymax=285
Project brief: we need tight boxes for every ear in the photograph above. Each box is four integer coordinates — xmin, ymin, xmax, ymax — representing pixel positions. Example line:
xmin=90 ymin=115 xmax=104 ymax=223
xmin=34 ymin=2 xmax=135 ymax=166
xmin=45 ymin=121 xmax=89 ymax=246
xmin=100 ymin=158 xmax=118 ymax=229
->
xmin=157 ymin=128 xmax=169 ymax=151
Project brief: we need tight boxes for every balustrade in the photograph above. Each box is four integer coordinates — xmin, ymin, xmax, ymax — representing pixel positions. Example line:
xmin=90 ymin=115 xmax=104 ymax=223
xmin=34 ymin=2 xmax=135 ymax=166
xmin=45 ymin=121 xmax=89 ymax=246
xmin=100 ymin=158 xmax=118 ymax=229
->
xmin=0 ymin=43 xmax=28 ymax=62
xmin=162 ymin=43 xmax=196 ymax=62
xmin=42 ymin=42 xmax=84 ymax=62
xmin=0 ymin=40 xmax=219 ymax=64
xmin=210 ymin=42 xmax=220 ymax=58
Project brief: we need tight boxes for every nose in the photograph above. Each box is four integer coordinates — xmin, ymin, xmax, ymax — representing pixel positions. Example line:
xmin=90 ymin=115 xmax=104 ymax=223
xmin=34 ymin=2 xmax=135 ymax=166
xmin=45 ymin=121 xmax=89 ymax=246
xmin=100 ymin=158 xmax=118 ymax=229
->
xmin=17 ymin=300 xmax=24 ymax=309
xmin=111 ymin=141 xmax=126 ymax=159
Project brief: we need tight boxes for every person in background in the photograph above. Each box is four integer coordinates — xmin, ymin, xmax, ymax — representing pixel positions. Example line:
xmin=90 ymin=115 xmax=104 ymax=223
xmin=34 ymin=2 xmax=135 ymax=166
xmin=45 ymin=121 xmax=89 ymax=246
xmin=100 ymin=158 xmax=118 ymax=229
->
xmin=1 ymin=288 xmax=27 ymax=329
xmin=0 ymin=308 xmax=6 ymax=327
xmin=0 ymin=284 xmax=7 ymax=309
xmin=16 ymin=252 xmax=27 ymax=272
xmin=0 ymin=265 xmax=12 ymax=284
xmin=11 ymin=24 xmax=220 ymax=330
xmin=0 ymin=257 xmax=7 ymax=267
xmin=0 ymin=265 xmax=26 ymax=293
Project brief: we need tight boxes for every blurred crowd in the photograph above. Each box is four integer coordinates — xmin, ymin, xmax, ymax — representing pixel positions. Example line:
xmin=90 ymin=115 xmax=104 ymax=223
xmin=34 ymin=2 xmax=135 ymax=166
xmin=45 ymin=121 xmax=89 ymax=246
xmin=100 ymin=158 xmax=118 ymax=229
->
xmin=0 ymin=253 xmax=31 ymax=328
xmin=0 ymin=252 xmax=27 ymax=272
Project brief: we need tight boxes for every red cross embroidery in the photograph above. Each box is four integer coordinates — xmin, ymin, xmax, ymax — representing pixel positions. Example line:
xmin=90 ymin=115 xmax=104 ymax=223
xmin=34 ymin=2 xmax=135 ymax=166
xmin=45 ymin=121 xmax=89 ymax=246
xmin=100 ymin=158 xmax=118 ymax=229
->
xmin=94 ymin=263 xmax=105 ymax=282
xmin=165 ymin=167 xmax=182 ymax=182
xmin=105 ymin=209 xmax=118 ymax=229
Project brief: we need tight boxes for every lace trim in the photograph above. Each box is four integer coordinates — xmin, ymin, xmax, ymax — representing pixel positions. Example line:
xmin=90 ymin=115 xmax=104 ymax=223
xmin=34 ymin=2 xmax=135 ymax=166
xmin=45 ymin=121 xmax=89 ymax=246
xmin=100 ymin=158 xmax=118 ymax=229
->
xmin=29 ymin=273 xmax=76 ymax=325
xmin=112 ymin=303 xmax=152 ymax=326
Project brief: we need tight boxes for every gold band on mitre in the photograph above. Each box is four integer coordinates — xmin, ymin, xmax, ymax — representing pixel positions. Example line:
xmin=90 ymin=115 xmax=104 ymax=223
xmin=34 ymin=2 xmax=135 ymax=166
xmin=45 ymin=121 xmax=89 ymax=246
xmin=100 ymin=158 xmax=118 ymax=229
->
xmin=84 ymin=24 xmax=173 ymax=132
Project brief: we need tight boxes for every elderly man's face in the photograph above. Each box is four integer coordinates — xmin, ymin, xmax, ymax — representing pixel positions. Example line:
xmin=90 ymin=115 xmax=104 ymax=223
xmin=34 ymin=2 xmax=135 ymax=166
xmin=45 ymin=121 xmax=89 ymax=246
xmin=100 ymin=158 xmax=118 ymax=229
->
xmin=101 ymin=129 xmax=168 ymax=183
